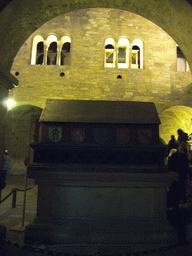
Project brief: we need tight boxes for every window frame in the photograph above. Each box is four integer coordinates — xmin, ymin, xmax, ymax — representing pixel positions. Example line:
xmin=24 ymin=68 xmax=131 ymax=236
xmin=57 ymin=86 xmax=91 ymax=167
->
xmin=131 ymin=39 xmax=143 ymax=69
xmin=31 ymin=35 xmax=44 ymax=65
xmin=177 ymin=46 xmax=189 ymax=72
xmin=46 ymin=35 xmax=58 ymax=65
xmin=117 ymin=37 xmax=129 ymax=69
xmin=60 ymin=36 xmax=71 ymax=66
xmin=104 ymin=38 xmax=116 ymax=68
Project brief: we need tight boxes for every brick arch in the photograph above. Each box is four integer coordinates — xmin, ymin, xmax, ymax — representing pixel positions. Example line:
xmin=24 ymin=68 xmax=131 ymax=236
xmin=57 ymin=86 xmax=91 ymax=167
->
xmin=0 ymin=0 xmax=192 ymax=74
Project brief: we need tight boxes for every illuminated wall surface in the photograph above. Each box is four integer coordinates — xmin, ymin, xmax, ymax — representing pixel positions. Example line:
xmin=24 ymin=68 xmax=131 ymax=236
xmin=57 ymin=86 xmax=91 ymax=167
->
xmin=159 ymin=106 xmax=192 ymax=144
xmin=4 ymin=8 xmax=192 ymax=173
xmin=10 ymin=9 xmax=191 ymax=110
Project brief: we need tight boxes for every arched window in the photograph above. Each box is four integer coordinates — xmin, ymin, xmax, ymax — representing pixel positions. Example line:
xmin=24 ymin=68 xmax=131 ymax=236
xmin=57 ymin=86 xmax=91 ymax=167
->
xmin=105 ymin=38 xmax=115 ymax=67
xmin=47 ymin=35 xmax=57 ymax=65
xmin=131 ymin=46 xmax=140 ymax=69
xmin=32 ymin=34 xmax=72 ymax=66
xmin=117 ymin=38 xmax=129 ymax=68
xmin=177 ymin=46 xmax=189 ymax=71
xmin=60 ymin=36 xmax=71 ymax=65
xmin=36 ymin=42 xmax=44 ymax=65
xmin=131 ymin=39 xmax=143 ymax=69
xmin=31 ymin=35 xmax=44 ymax=65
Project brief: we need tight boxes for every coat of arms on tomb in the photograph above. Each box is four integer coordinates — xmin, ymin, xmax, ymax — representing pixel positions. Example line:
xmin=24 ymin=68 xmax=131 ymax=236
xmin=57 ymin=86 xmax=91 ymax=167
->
xmin=49 ymin=126 xmax=62 ymax=143
xmin=138 ymin=128 xmax=152 ymax=145
xmin=71 ymin=127 xmax=85 ymax=143
xmin=116 ymin=127 xmax=130 ymax=144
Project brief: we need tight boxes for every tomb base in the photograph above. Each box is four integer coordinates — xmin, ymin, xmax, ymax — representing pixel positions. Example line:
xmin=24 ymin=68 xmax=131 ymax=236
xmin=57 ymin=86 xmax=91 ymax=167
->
xmin=25 ymin=164 xmax=178 ymax=254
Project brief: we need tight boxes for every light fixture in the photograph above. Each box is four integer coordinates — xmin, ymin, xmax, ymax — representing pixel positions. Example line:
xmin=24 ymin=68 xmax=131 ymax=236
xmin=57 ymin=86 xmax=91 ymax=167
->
xmin=6 ymin=99 xmax=16 ymax=109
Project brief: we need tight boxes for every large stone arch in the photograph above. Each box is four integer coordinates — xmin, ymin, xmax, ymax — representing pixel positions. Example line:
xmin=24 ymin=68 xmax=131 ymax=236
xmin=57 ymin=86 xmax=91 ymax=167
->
xmin=0 ymin=0 xmax=192 ymax=78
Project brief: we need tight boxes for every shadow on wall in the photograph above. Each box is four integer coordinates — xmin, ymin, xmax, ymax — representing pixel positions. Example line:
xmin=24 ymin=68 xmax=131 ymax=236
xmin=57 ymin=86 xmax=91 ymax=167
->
xmin=4 ymin=104 xmax=42 ymax=175
xmin=159 ymin=106 xmax=192 ymax=145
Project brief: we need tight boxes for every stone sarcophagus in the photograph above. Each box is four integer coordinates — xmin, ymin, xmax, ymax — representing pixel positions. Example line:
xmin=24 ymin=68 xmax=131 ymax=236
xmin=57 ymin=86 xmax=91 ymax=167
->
xmin=25 ymin=100 xmax=177 ymax=254
xmin=32 ymin=99 xmax=164 ymax=166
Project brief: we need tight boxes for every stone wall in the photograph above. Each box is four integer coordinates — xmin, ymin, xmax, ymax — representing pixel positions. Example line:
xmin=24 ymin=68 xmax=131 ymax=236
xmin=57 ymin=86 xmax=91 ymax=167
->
xmin=4 ymin=105 xmax=42 ymax=175
xmin=10 ymin=8 xmax=192 ymax=113
xmin=4 ymin=9 xmax=192 ymax=171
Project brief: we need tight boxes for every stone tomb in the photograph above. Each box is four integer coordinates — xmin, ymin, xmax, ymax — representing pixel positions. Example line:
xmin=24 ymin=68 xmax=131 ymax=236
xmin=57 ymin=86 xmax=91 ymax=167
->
xmin=25 ymin=99 xmax=177 ymax=254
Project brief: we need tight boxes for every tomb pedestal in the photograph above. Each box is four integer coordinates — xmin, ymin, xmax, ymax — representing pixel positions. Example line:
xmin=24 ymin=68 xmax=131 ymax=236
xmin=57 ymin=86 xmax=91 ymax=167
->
xmin=25 ymin=164 xmax=177 ymax=253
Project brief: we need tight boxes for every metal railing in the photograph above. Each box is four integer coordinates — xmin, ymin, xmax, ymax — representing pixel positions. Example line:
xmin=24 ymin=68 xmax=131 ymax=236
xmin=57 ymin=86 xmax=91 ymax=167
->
xmin=0 ymin=184 xmax=36 ymax=208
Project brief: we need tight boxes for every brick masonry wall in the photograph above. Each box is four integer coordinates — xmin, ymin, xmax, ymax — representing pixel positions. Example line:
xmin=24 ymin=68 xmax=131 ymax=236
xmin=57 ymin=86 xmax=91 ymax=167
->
xmin=5 ymin=8 xmax=192 ymax=173
xmin=10 ymin=8 xmax=192 ymax=112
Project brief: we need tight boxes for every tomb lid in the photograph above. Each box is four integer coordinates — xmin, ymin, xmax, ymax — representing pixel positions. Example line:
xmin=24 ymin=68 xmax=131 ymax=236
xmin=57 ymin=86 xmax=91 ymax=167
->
xmin=40 ymin=99 xmax=160 ymax=124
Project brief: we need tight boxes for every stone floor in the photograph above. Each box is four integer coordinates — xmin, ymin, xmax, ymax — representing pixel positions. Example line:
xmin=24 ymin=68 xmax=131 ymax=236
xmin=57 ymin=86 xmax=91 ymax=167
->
xmin=1 ymin=175 xmax=192 ymax=255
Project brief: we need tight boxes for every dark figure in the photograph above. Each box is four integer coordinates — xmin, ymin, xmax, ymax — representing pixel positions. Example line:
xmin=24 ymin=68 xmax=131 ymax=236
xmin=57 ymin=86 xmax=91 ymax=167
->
xmin=0 ymin=148 xmax=11 ymax=190
xmin=176 ymin=129 xmax=188 ymax=146
xmin=167 ymin=135 xmax=177 ymax=155
xmin=168 ymin=141 xmax=191 ymax=207
xmin=168 ymin=142 xmax=192 ymax=245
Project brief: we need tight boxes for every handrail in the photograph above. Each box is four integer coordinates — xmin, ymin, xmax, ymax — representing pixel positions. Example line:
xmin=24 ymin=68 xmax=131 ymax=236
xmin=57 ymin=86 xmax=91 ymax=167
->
xmin=0 ymin=185 xmax=36 ymax=206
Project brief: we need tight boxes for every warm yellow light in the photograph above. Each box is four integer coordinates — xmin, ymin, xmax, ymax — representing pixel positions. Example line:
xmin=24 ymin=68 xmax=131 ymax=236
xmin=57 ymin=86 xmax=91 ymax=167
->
xmin=6 ymin=99 xmax=15 ymax=109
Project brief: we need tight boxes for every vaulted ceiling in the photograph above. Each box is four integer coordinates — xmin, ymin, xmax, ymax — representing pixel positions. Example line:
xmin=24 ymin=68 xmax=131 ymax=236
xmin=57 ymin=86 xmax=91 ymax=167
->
xmin=0 ymin=0 xmax=192 ymax=12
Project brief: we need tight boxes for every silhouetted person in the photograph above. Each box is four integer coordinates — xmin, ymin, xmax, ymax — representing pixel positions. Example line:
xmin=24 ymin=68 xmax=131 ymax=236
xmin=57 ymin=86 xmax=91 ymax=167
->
xmin=0 ymin=148 xmax=11 ymax=191
xmin=168 ymin=142 xmax=192 ymax=245
xmin=176 ymin=129 xmax=188 ymax=146
xmin=168 ymin=142 xmax=191 ymax=206
xmin=167 ymin=135 xmax=177 ymax=155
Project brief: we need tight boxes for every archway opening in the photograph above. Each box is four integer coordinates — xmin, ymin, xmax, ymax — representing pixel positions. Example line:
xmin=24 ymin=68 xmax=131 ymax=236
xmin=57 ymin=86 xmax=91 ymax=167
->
xmin=159 ymin=106 xmax=192 ymax=145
